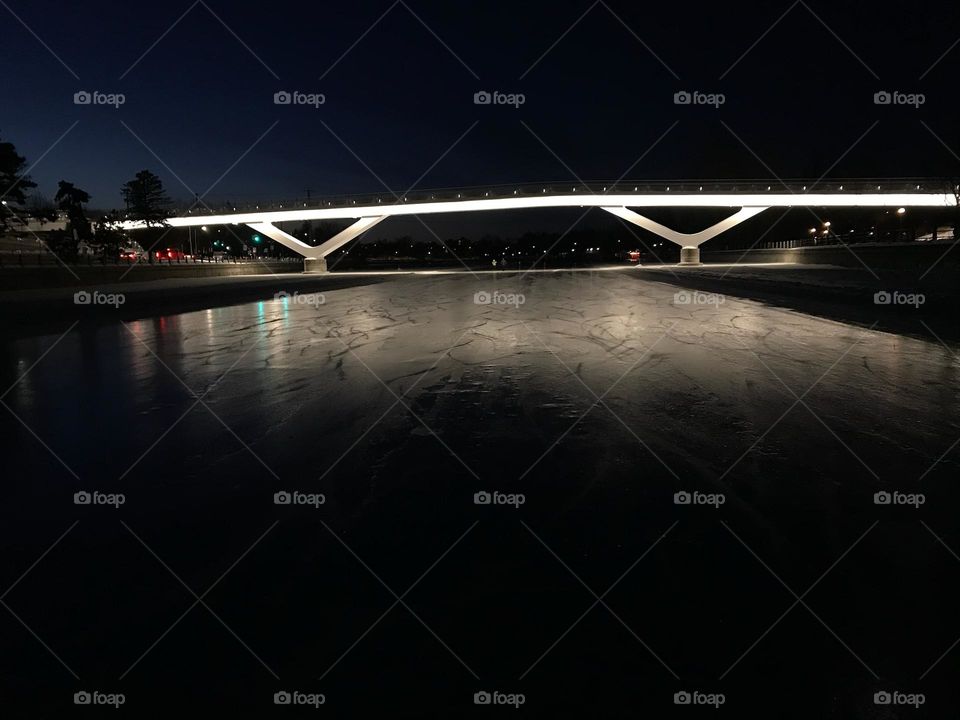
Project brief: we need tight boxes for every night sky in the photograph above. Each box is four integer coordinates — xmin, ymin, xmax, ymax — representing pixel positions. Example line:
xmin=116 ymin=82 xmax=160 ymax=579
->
xmin=2 ymin=0 xmax=959 ymax=237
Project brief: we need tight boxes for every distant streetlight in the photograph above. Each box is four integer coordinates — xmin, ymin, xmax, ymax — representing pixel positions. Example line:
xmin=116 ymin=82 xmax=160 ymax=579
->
xmin=896 ymin=207 xmax=906 ymax=215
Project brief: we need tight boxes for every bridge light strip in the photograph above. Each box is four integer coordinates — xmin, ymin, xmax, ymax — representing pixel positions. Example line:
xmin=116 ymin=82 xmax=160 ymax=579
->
xmin=115 ymin=193 xmax=957 ymax=229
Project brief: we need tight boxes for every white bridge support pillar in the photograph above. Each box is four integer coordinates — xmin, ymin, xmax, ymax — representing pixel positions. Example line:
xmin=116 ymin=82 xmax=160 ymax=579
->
xmin=247 ymin=216 xmax=386 ymax=273
xmin=602 ymin=206 xmax=769 ymax=265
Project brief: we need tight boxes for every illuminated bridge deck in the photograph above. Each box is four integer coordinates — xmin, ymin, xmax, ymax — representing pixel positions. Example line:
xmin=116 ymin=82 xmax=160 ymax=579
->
xmin=119 ymin=179 xmax=958 ymax=267
xmin=162 ymin=179 xmax=958 ymax=226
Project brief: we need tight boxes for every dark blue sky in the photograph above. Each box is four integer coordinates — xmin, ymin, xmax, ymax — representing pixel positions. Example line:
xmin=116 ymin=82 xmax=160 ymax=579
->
xmin=2 ymin=0 xmax=959 ymax=217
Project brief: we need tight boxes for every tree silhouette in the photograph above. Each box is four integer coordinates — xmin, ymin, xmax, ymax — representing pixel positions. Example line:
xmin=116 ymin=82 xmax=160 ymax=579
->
xmin=121 ymin=170 xmax=172 ymax=262
xmin=120 ymin=170 xmax=171 ymax=224
xmin=55 ymin=180 xmax=92 ymax=240
xmin=0 ymin=136 xmax=37 ymax=230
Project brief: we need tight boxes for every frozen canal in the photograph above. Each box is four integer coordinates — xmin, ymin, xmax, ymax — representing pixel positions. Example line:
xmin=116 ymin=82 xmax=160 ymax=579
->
xmin=2 ymin=269 xmax=959 ymax=716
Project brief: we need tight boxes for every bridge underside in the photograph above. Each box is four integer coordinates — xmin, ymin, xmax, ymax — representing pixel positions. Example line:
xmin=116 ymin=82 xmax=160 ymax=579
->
xmin=247 ymin=217 xmax=386 ymax=273
xmin=602 ymin=206 xmax=769 ymax=265
xmin=245 ymin=206 xmax=771 ymax=271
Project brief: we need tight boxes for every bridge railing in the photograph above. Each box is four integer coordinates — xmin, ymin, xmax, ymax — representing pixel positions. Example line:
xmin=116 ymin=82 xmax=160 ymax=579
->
xmin=763 ymin=226 xmax=957 ymax=249
xmin=166 ymin=178 xmax=957 ymax=218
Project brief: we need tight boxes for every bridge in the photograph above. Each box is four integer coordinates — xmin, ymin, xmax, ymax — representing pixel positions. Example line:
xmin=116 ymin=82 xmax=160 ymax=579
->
xmin=132 ymin=180 xmax=959 ymax=271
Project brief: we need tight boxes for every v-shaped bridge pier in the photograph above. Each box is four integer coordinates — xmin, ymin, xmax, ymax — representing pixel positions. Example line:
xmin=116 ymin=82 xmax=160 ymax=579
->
xmin=600 ymin=206 xmax=770 ymax=264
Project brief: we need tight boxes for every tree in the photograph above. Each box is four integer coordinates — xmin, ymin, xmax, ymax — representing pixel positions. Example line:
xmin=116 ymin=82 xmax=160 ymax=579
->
xmin=55 ymin=180 xmax=92 ymax=240
xmin=121 ymin=170 xmax=171 ymax=223
xmin=93 ymin=211 xmax=127 ymax=263
xmin=0 ymin=136 xmax=37 ymax=230
xmin=121 ymin=170 xmax=172 ymax=262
